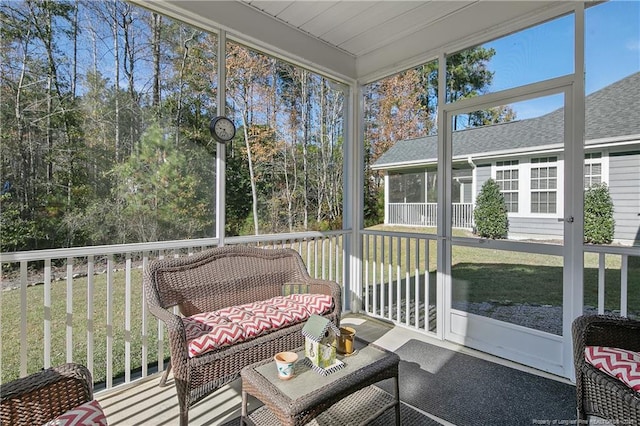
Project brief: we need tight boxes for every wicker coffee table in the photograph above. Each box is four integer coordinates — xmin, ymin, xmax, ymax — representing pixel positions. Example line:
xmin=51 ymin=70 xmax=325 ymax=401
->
xmin=240 ymin=344 xmax=400 ymax=426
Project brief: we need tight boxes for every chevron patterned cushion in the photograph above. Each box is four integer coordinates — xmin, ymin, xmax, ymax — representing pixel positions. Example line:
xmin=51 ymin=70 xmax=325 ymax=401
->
xmin=288 ymin=293 xmax=334 ymax=315
xmin=585 ymin=346 xmax=640 ymax=392
xmin=183 ymin=294 xmax=333 ymax=358
xmin=44 ymin=399 xmax=107 ymax=426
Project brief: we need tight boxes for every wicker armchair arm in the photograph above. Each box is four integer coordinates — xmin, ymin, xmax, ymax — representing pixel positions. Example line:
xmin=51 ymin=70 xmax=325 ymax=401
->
xmin=305 ymin=277 xmax=342 ymax=317
xmin=0 ymin=363 xmax=93 ymax=426
xmin=146 ymin=303 xmax=190 ymax=360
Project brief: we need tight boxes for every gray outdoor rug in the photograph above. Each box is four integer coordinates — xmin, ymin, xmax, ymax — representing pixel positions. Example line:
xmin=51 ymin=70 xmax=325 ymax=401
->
xmin=375 ymin=339 xmax=577 ymax=426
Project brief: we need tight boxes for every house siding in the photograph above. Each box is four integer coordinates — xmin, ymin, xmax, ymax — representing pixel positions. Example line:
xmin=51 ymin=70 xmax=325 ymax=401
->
xmin=381 ymin=151 xmax=640 ymax=245
xmin=475 ymin=164 xmax=492 ymax=195
xmin=476 ymin=163 xmax=566 ymax=239
xmin=508 ymin=217 xmax=563 ymax=238
xmin=608 ymin=150 xmax=640 ymax=245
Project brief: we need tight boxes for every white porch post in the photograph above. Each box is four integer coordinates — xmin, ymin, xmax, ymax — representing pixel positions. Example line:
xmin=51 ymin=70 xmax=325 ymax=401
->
xmin=216 ymin=30 xmax=227 ymax=246
xmin=383 ymin=173 xmax=389 ymax=225
xmin=345 ymin=80 xmax=363 ymax=313
xmin=435 ymin=52 xmax=449 ymax=340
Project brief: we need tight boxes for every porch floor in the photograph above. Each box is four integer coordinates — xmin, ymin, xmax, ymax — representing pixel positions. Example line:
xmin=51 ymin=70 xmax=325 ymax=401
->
xmin=95 ymin=313 xmax=594 ymax=426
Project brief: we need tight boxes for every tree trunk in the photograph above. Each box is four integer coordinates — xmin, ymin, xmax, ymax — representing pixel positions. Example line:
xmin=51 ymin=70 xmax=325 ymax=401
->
xmin=301 ymin=70 xmax=309 ymax=230
xmin=241 ymin=98 xmax=260 ymax=235
xmin=317 ymin=78 xmax=327 ymax=223
xmin=152 ymin=13 xmax=161 ymax=111
xmin=174 ymin=31 xmax=196 ymax=146
xmin=71 ymin=3 xmax=78 ymax=98
xmin=122 ymin=2 xmax=136 ymax=156
xmin=112 ymin=0 xmax=121 ymax=162
xmin=15 ymin=28 xmax=30 ymax=213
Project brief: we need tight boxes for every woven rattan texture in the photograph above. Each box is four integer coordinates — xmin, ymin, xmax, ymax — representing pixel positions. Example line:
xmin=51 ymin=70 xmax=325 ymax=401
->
xmin=241 ymin=345 xmax=399 ymax=426
xmin=143 ymin=246 xmax=342 ymax=426
xmin=572 ymin=314 xmax=640 ymax=424
xmin=0 ymin=363 xmax=93 ymax=426
xmin=246 ymin=385 xmax=402 ymax=425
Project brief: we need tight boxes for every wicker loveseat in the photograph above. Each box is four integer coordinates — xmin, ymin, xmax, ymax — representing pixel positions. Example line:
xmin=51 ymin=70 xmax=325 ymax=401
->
xmin=572 ymin=314 xmax=640 ymax=424
xmin=143 ymin=245 xmax=342 ymax=425
xmin=0 ymin=363 xmax=106 ymax=426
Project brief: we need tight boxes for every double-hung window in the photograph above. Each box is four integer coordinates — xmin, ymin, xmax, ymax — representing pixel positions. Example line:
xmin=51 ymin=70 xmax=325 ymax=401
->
xmin=495 ymin=160 xmax=519 ymax=213
xmin=530 ymin=157 xmax=558 ymax=214
xmin=584 ymin=152 xmax=602 ymax=188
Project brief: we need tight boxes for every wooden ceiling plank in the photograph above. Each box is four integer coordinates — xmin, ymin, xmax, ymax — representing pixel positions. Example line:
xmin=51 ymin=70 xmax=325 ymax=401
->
xmin=246 ymin=1 xmax=294 ymax=17
xmin=342 ymin=1 xmax=474 ymax=56
xmin=276 ymin=1 xmax=338 ymax=27
xmin=321 ymin=1 xmax=418 ymax=47
xmin=302 ymin=1 xmax=381 ymax=37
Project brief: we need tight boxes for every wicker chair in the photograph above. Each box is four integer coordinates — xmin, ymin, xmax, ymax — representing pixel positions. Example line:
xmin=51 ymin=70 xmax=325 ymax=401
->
xmin=572 ymin=314 xmax=640 ymax=424
xmin=143 ymin=245 xmax=342 ymax=426
xmin=0 ymin=363 xmax=95 ymax=426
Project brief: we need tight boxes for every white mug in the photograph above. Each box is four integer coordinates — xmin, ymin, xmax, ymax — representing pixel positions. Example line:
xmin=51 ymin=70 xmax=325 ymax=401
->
xmin=274 ymin=351 xmax=298 ymax=380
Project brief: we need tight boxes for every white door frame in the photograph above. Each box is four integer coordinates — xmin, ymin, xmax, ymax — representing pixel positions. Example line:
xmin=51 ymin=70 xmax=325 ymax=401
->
xmin=437 ymin=75 xmax=583 ymax=378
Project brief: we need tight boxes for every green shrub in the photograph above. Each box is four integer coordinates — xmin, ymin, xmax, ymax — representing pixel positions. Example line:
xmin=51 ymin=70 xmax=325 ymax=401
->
xmin=473 ymin=178 xmax=508 ymax=239
xmin=584 ymin=182 xmax=615 ymax=244
xmin=0 ymin=193 xmax=38 ymax=252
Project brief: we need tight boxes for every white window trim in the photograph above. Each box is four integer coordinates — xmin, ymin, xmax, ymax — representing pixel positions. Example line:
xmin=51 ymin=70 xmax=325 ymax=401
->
xmin=494 ymin=160 xmax=520 ymax=213
xmin=492 ymin=155 xmax=565 ymax=218
xmin=529 ymin=156 xmax=562 ymax=216
xmin=488 ymin=152 xmax=610 ymax=219
xmin=584 ymin=150 xmax=609 ymax=188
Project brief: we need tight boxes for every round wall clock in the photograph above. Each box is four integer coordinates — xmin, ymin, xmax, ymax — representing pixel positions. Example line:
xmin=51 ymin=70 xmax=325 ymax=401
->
xmin=209 ymin=116 xmax=236 ymax=143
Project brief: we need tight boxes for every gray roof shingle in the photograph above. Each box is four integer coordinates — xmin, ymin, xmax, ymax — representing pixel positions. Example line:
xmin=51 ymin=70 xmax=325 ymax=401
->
xmin=373 ymin=72 xmax=640 ymax=169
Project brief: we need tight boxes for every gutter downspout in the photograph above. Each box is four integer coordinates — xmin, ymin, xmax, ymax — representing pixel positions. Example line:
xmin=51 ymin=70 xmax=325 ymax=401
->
xmin=467 ymin=157 xmax=477 ymax=230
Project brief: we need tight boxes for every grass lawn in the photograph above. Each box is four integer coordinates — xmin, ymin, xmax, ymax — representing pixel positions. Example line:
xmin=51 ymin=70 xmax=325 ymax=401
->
xmin=1 ymin=268 xmax=170 ymax=384
xmin=364 ymin=225 xmax=640 ymax=311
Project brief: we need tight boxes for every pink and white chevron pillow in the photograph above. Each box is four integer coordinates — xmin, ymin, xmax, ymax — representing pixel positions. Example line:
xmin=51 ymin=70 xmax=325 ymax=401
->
xmin=585 ymin=346 xmax=640 ymax=392
xmin=182 ymin=294 xmax=333 ymax=357
xmin=44 ymin=399 xmax=107 ymax=425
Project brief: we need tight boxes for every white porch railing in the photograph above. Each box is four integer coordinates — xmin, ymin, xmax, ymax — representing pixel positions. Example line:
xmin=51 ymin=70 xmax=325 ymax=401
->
xmin=387 ymin=202 xmax=474 ymax=228
xmin=361 ymin=230 xmax=438 ymax=334
xmin=360 ymin=229 xmax=637 ymax=335
xmin=0 ymin=231 xmax=348 ymax=390
xmin=583 ymin=244 xmax=639 ymax=317
xmin=1 ymin=230 xmax=635 ymax=391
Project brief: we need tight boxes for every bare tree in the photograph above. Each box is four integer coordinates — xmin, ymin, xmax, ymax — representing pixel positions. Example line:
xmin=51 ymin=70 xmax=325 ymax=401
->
xmin=152 ymin=13 xmax=162 ymax=111
xmin=110 ymin=0 xmax=121 ymax=162
xmin=300 ymin=69 xmax=310 ymax=230
xmin=226 ymin=44 xmax=271 ymax=234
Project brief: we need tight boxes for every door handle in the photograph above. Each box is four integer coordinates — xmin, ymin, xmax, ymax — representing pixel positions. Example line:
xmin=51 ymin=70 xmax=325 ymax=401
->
xmin=557 ymin=217 xmax=574 ymax=223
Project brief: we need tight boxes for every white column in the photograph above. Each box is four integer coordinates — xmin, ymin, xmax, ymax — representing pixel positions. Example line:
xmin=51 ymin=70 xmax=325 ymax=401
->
xmin=216 ymin=31 xmax=227 ymax=246
xmin=344 ymin=79 xmax=363 ymax=313
xmin=436 ymin=52 xmax=449 ymax=340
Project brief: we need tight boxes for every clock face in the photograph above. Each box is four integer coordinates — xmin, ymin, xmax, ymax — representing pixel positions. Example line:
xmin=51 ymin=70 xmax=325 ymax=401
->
xmin=210 ymin=116 xmax=236 ymax=143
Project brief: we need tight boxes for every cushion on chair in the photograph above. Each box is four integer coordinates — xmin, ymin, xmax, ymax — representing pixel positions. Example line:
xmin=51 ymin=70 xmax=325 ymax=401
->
xmin=183 ymin=294 xmax=334 ymax=357
xmin=288 ymin=293 xmax=334 ymax=315
xmin=43 ymin=399 xmax=107 ymax=426
xmin=585 ymin=346 xmax=640 ymax=392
